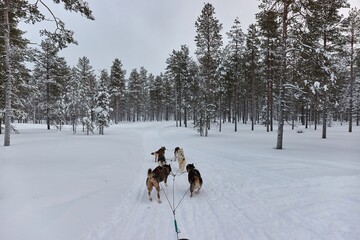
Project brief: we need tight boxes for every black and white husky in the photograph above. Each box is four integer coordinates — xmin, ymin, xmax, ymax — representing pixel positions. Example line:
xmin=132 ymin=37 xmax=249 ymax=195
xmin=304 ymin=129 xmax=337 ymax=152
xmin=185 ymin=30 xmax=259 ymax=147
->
xmin=174 ymin=147 xmax=186 ymax=172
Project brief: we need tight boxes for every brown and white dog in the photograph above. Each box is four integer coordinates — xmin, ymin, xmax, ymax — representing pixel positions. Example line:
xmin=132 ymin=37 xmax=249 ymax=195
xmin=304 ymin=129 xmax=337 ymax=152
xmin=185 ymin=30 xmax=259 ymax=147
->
xmin=146 ymin=164 xmax=172 ymax=203
xmin=174 ymin=147 xmax=186 ymax=172
xmin=186 ymin=163 xmax=203 ymax=197
xmin=151 ymin=146 xmax=166 ymax=166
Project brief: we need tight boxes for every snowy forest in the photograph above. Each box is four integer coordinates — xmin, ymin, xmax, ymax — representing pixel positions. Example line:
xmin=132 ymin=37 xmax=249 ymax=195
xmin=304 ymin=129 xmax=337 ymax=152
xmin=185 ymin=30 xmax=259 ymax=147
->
xmin=1 ymin=0 xmax=360 ymax=147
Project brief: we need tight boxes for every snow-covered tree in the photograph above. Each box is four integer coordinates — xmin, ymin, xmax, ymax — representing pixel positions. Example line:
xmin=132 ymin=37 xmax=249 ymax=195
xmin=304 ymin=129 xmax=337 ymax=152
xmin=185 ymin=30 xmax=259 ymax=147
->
xmin=95 ymin=70 xmax=111 ymax=135
xmin=109 ymin=58 xmax=126 ymax=123
xmin=33 ymin=39 xmax=68 ymax=130
xmin=149 ymin=73 xmax=169 ymax=121
xmin=259 ymin=0 xmax=307 ymax=149
xmin=194 ymin=3 xmax=223 ymax=136
xmin=224 ymin=17 xmax=246 ymax=132
xmin=166 ymin=45 xmax=197 ymax=127
xmin=127 ymin=69 xmax=142 ymax=121
xmin=2 ymin=0 xmax=94 ymax=146
xmin=244 ymin=24 xmax=261 ymax=131
xmin=257 ymin=9 xmax=280 ymax=132
xmin=139 ymin=67 xmax=149 ymax=121
xmin=304 ymin=0 xmax=349 ymax=138
xmin=342 ymin=8 xmax=360 ymax=132
xmin=74 ymin=56 xmax=97 ymax=125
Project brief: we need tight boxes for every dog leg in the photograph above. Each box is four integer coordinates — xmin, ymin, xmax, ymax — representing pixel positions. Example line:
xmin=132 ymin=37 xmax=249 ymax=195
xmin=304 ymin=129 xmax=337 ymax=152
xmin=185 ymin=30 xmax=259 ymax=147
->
xmin=146 ymin=178 xmax=152 ymax=201
xmin=147 ymin=186 xmax=153 ymax=201
xmin=164 ymin=176 xmax=168 ymax=187
xmin=148 ymin=191 xmax=152 ymax=201
xmin=156 ymin=186 xmax=161 ymax=203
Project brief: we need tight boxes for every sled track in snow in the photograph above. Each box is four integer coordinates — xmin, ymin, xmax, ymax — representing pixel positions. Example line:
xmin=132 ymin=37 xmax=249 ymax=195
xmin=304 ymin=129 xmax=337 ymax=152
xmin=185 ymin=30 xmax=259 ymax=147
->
xmin=82 ymin=123 xmax=360 ymax=240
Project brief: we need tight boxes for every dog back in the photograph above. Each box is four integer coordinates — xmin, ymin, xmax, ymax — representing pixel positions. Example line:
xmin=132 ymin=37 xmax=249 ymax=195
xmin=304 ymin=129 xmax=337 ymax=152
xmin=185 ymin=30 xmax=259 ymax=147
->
xmin=152 ymin=165 xmax=171 ymax=182
xmin=188 ymin=169 xmax=201 ymax=183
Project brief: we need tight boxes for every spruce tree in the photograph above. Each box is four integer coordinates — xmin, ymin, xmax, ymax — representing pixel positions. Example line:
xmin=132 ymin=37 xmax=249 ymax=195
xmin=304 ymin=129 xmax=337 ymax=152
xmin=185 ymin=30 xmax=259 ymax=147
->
xmin=75 ymin=56 xmax=97 ymax=125
xmin=95 ymin=70 xmax=111 ymax=135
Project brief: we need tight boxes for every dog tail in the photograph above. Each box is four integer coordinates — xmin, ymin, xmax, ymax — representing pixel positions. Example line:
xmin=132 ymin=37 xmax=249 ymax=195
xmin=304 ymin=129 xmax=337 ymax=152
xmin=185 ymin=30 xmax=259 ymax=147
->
xmin=194 ymin=176 xmax=202 ymax=192
xmin=147 ymin=168 xmax=152 ymax=177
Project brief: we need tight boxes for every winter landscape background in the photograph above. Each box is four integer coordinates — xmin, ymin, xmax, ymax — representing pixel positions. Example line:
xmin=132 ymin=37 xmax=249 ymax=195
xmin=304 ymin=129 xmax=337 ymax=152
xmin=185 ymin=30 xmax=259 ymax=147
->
xmin=1 ymin=121 xmax=359 ymax=240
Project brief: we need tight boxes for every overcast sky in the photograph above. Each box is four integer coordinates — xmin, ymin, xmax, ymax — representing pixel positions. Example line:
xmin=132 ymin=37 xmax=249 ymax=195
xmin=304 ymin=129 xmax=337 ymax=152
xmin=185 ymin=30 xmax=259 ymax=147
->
xmin=23 ymin=0 xmax=360 ymax=77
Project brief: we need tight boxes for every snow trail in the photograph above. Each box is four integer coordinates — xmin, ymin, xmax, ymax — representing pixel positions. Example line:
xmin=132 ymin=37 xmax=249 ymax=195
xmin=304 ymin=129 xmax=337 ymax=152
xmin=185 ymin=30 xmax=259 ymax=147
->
xmin=1 ymin=122 xmax=359 ymax=240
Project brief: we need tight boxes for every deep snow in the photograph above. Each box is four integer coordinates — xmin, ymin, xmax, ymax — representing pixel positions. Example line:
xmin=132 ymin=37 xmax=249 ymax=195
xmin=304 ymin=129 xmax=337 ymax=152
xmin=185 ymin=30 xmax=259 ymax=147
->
xmin=1 ymin=121 xmax=359 ymax=240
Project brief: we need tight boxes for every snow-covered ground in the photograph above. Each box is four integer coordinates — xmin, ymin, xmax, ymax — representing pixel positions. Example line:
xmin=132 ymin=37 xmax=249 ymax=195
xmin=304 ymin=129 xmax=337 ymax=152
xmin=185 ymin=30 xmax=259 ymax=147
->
xmin=1 ymin=121 xmax=359 ymax=240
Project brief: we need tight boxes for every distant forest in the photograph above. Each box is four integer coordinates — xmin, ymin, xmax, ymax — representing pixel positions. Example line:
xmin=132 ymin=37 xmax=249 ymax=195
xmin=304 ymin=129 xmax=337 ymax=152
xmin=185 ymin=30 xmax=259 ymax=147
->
xmin=1 ymin=1 xmax=359 ymax=148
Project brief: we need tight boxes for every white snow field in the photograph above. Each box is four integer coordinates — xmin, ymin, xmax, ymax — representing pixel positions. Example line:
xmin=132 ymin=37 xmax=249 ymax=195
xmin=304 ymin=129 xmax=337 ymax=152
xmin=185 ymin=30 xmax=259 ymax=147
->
xmin=1 ymin=121 xmax=359 ymax=240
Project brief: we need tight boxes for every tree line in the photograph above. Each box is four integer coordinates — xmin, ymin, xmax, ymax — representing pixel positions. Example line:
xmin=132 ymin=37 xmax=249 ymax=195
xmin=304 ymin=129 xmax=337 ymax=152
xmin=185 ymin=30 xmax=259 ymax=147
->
xmin=1 ymin=1 xmax=359 ymax=148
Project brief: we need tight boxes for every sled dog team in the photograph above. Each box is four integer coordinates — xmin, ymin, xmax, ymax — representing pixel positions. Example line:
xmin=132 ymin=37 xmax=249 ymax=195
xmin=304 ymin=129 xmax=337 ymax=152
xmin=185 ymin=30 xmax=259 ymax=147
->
xmin=147 ymin=146 xmax=203 ymax=203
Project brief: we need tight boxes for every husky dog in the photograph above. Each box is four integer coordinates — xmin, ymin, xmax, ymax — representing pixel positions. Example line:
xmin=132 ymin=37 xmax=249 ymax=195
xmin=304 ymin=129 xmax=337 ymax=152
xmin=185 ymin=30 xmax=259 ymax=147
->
xmin=157 ymin=155 xmax=167 ymax=167
xmin=173 ymin=147 xmax=180 ymax=161
xmin=174 ymin=147 xmax=186 ymax=172
xmin=186 ymin=164 xmax=203 ymax=197
xmin=151 ymin=146 xmax=166 ymax=165
xmin=146 ymin=164 xmax=172 ymax=203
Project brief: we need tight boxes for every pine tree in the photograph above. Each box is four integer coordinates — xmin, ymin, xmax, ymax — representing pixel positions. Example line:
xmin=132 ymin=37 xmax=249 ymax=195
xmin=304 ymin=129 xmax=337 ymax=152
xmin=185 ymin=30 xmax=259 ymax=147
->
xmin=127 ymin=69 xmax=142 ymax=121
xmin=2 ymin=0 xmax=94 ymax=146
xmin=166 ymin=45 xmax=196 ymax=127
xmin=304 ymin=0 xmax=349 ymax=139
xmin=109 ymin=58 xmax=126 ymax=123
xmin=194 ymin=3 xmax=223 ymax=136
xmin=2 ymin=0 xmax=13 ymax=145
xmin=139 ymin=67 xmax=149 ymax=121
xmin=152 ymin=74 xmax=167 ymax=121
xmin=257 ymin=9 xmax=280 ymax=132
xmin=244 ymin=24 xmax=261 ymax=131
xmin=65 ymin=68 xmax=82 ymax=133
xmin=33 ymin=39 xmax=68 ymax=130
xmin=52 ymin=57 xmax=71 ymax=130
xmin=162 ymin=74 xmax=174 ymax=121
xmin=225 ymin=17 xmax=245 ymax=132
xmin=147 ymin=74 xmax=156 ymax=121
xmin=342 ymin=8 xmax=360 ymax=132
xmin=259 ymin=0 xmax=305 ymax=149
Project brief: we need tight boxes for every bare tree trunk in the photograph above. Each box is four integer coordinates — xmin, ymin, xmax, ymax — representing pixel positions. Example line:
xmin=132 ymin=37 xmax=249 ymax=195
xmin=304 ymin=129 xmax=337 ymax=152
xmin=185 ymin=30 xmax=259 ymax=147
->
xmin=322 ymin=98 xmax=327 ymax=139
xmin=266 ymin=44 xmax=270 ymax=132
xmin=115 ymin=97 xmax=119 ymax=124
xmin=218 ymin=98 xmax=222 ymax=132
xmin=349 ymin=25 xmax=354 ymax=133
xmin=184 ymin=105 xmax=187 ymax=127
xmin=251 ymin=74 xmax=255 ymax=131
xmin=322 ymin=35 xmax=328 ymax=139
xmin=276 ymin=0 xmax=289 ymax=150
xmin=4 ymin=0 xmax=12 ymax=146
